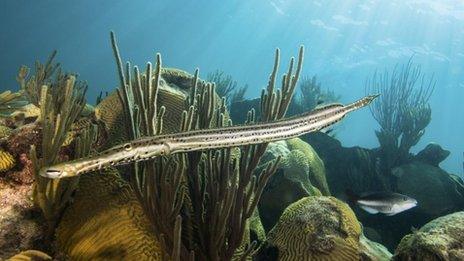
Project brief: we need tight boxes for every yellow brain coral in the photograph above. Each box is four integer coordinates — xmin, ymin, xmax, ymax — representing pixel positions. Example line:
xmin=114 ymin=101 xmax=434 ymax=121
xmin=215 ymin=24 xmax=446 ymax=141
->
xmin=264 ymin=196 xmax=361 ymax=261
xmin=0 ymin=149 xmax=15 ymax=172
xmin=95 ymin=68 xmax=227 ymax=149
xmin=56 ymin=169 xmax=162 ymax=260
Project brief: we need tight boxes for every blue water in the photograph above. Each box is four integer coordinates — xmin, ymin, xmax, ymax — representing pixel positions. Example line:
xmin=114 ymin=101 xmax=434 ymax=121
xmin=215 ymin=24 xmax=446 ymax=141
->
xmin=1 ymin=0 xmax=463 ymax=175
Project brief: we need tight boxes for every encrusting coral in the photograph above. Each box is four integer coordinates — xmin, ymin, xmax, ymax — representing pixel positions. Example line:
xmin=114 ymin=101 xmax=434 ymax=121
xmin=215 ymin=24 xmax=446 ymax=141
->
xmin=259 ymin=196 xmax=362 ymax=261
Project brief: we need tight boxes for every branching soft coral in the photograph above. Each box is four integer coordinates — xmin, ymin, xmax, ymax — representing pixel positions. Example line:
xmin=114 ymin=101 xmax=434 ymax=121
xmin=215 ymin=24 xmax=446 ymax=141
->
xmin=366 ymin=58 xmax=435 ymax=172
xmin=111 ymin=30 xmax=303 ymax=261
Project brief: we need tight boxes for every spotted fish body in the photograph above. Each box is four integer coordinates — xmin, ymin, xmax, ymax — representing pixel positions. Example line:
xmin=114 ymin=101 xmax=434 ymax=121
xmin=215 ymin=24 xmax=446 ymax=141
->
xmin=40 ymin=95 xmax=377 ymax=179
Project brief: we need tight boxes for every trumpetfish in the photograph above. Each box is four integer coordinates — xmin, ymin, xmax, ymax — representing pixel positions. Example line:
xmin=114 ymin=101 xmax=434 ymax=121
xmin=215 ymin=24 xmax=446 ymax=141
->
xmin=39 ymin=94 xmax=378 ymax=179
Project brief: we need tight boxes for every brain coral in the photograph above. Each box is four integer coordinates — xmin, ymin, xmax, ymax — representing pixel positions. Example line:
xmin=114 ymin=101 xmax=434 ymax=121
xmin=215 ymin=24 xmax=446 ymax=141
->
xmin=94 ymin=68 xmax=224 ymax=149
xmin=56 ymin=169 xmax=162 ymax=260
xmin=263 ymin=196 xmax=361 ymax=261
xmin=393 ymin=211 xmax=464 ymax=260
xmin=258 ymin=138 xmax=328 ymax=231
xmin=0 ymin=149 xmax=15 ymax=172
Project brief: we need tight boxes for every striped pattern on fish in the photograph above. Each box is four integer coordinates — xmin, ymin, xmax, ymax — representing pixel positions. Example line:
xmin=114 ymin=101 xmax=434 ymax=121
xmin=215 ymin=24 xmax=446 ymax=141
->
xmin=39 ymin=95 xmax=378 ymax=179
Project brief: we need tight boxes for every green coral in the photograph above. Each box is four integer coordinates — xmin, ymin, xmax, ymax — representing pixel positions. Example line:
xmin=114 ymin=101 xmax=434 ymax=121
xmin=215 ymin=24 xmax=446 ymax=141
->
xmin=258 ymin=138 xmax=328 ymax=231
xmin=286 ymin=138 xmax=330 ymax=195
xmin=281 ymin=150 xmax=322 ymax=196
xmin=394 ymin=211 xmax=464 ymax=260
xmin=262 ymin=196 xmax=361 ymax=261
xmin=249 ymin=208 xmax=266 ymax=244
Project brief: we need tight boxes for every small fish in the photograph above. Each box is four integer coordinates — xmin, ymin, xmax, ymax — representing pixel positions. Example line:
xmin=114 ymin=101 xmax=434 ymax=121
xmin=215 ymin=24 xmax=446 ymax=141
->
xmin=345 ymin=189 xmax=417 ymax=216
xmin=317 ymin=100 xmax=325 ymax=105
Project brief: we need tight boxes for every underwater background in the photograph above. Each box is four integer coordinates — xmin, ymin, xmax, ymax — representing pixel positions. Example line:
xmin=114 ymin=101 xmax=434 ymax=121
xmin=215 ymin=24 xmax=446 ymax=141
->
xmin=1 ymin=1 xmax=464 ymax=260
xmin=1 ymin=0 xmax=463 ymax=176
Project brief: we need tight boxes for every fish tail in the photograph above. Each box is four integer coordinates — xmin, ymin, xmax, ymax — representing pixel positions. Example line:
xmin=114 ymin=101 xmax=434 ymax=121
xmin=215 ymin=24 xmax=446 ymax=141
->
xmin=345 ymin=189 xmax=359 ymax=205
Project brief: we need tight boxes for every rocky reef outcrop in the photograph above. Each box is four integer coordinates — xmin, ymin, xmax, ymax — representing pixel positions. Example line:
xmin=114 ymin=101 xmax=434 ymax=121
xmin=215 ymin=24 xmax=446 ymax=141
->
xmin=302 ymin=132 xmax=464 ymax=251
xmin=393 ymin=211 xmax=464 ymax=260
xmin=393 ymin=162 xmax=464 ymax=218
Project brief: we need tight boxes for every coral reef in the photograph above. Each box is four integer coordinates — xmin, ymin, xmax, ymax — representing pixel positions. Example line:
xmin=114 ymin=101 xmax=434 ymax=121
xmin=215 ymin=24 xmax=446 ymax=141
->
xmin=286 ymin=138 xmax=330 ymax=195
xmin=110 ymin=29 xmax=304 ymax=260
xmin=94 ymin=67 xmax=216 ymax=149
xmin=249 ymin=208 xmax=266 ymax=245
xmin=359 ymin=234 xmax=392 ymax=261
xmin=30 ymin=75 xmax=89 ymax=237
xmin=258 ymin=196 xmax=362 ymax=261
xmin=392 ymin=161 xmax=464 ymax=217
xmin=0 ymin=90 xmax=28 ymax=117
xmin=56 ymin=169 xmax=162 ymax=260
xmin=393 ymin=211 xmax=464 ymax=260
xmin=0 ymin=180 xmax=44 ymax=259
xmin=8 ymin=51 xmax=98 ymax=243
xmin=304 ymin=132 xmax=388 ymax=198
xmin=0 ymin=125 xmax=13 ymax=138
xmin=305 ymin=131 xmax=464 ymax=251
xmin=258 ymin=138 xmax=328 ymax=231
xmin=413 ymin=143 xmax=450 ymax=167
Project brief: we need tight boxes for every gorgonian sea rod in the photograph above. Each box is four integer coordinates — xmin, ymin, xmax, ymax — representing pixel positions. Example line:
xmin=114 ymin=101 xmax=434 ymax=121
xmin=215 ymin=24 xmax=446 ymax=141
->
xmin=40 ymin=94 xmax=377 ymax=179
